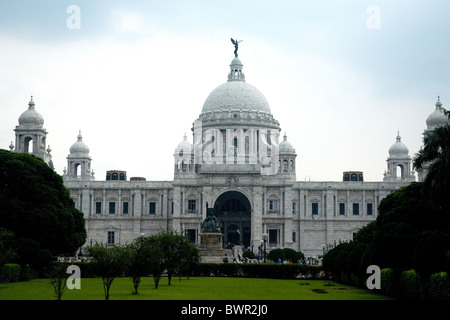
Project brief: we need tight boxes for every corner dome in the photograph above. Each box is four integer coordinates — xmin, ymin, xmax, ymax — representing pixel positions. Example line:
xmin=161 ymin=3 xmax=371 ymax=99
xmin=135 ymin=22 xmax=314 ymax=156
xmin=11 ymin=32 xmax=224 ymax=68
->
xmin=69 ymin=131 xmax=90 ymax=156
xmin=426 ymin=97 xmax=449 ymax=129
xmin=175 ymin=133 xmax=193 ymax=155
xmin=388 ymin=132 xmax=409 ymax=158
xmin=279 ymin=133 xmax=296 ymax=154
xmin=18 ymin=97 xmax=44 ymax=127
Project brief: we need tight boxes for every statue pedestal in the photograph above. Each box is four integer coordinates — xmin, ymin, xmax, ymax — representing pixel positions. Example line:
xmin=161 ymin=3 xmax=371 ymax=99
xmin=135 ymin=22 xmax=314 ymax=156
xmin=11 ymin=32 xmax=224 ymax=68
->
xmin=198 ymin=233 xmax=226 ymax=263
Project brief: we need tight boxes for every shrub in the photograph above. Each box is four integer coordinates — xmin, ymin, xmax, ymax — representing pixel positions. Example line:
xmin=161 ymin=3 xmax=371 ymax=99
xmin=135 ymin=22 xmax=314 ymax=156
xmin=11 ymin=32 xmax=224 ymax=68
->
xmin=399 ymin=269 xmax=423 ymax=300
xmin=380 ymin=268 xmax=395 ymax=297
xmin=0 ymin=263 xmax=21 ymax=283
xmin=242 ymin=250 xmax=256 ymax=260
xmin=428 ymin=272 xmax=450 ymax=300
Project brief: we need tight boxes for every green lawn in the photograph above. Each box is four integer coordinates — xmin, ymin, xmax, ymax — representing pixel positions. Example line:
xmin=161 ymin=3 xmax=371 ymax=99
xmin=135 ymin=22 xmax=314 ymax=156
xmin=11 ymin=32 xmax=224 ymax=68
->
xmin=0 ymin=277 xmax=392 ymax=300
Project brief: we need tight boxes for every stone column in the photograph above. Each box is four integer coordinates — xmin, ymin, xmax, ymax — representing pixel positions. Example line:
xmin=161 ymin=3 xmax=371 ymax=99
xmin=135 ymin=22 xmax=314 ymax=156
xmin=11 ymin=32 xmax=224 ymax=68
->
xmin=252 ymin=186 xmax=263 ymax=250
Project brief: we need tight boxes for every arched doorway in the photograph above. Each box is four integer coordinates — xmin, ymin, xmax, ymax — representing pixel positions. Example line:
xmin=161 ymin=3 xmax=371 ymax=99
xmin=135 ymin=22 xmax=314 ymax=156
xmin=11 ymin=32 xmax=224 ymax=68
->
xmin=213 ymin=191 xmax=251 ymax=248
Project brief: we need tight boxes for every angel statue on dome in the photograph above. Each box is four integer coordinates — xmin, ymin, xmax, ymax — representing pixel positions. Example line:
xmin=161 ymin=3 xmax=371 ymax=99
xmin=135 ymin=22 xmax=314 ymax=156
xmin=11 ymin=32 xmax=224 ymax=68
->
xmin=231 ymin=38 xmax=243 ymax=58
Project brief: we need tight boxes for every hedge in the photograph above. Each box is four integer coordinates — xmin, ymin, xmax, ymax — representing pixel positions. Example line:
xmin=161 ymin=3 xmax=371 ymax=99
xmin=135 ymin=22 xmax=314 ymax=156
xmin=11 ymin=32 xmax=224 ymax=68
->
xmin=331 ymin=267 xmax=450 ymax=300
xmin=192 ymin=263 xmax=324 ymax=279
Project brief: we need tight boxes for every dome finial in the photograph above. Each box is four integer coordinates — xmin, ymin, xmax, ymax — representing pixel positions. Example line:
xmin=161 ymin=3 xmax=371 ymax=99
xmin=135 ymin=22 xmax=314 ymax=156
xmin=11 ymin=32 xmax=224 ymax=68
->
xmin=436 ymin=95 xmax=443 ymax=108
xmin=28 ymin=95 xmax=35 ymax=109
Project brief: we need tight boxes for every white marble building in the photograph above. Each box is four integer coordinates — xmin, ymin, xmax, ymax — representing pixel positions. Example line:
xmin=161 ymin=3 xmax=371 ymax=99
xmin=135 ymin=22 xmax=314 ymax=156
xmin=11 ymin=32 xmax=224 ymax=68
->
xmin=9 ymin=54 xmax=449 ymax=258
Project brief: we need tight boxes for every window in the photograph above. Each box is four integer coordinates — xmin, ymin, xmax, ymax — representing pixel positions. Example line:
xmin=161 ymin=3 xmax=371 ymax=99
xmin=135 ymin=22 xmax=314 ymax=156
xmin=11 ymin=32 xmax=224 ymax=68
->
xmin=95 ymin=202 xmax=102 ymax=214
xmin=109 ymin=202 xmax=115 ymax=214
xmin=188 ymin=200 xmax=196 ymax=213
xmin=107 ymin=231 xmax=115 ymax=245
xmin=367 ymin=203 xmax=373 ymax=215
xmin=112 ymin=172 xmax=118 ymax=180
xmin=269 ymin=229 xmax=278 ymax=245
xmin=353 ymin=203 xmax=359 ymax=215
xmin=312 ymin=202 xmax=318 ymax=215
xmin=186 ymin=229 xmax=196 ymax=243
xmin=339 ymin=203 xmax=345 ymax=215
xmin=292 ymin=232 xmax=296 ymax=243
xmin=292 ymin=202 xmax=296 ymax=214
xmin=351 ymin=173 xmax=357 ymax=181
xmin=123 ymin=202 xmax=129 ymax=214
xmin=149 ymin=202 xmax=156 ymax=214
xmin=268 ymin=200 xmax=278 ymax=211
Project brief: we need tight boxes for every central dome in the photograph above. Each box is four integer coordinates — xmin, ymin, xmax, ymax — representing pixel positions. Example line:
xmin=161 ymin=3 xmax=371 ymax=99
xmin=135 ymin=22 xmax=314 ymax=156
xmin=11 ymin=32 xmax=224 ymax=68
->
xmin=201 ymin=57 xmax=271 ymax=114
xmin=201 ymin=81 xmax=271 ymax=114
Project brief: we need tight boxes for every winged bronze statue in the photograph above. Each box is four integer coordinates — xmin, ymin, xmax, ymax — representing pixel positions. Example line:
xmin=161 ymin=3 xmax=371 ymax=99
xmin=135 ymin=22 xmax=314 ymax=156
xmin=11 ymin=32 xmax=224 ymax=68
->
xmin=231 ymin=38 xmax=243 ymax=58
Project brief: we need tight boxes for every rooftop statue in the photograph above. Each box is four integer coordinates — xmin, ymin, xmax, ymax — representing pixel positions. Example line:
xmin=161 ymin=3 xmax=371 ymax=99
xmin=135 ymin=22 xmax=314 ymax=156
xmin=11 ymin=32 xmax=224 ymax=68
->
xmin=231 ymin=38 xmax=243 ymax=58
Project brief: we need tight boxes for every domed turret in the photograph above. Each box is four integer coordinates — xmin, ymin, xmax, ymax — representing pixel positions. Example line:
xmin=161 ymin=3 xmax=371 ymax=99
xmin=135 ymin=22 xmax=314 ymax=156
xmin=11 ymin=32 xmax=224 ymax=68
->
xmin=175 ymin=133 xmax=193 ymax=155
xmin=64 ymin=131 xmax=93 ymax=181
xmin=426 ymin=97 xmax=449 ymax=130
xmin=69 ymin=131 xmax=90 ymax=156
xmin=18 ymin=96 xmax=45 ymax=127
xmin=384 ymin=132 xmax=414 ymax=182
xmin=279 ymin=133 xmax=296 ymax=154
xmin=13 ymin=96 xmax=53 ymax=168
xmin=388 ymin=132 xmax=409 ymax=159
xmin=174 ymin=133 xmax=194 ymax=175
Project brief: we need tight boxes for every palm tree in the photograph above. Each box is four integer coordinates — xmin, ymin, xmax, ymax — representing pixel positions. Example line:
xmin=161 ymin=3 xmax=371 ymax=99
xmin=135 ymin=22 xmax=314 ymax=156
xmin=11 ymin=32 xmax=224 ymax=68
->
xmin=414 ymin=108 xmax=450 ymax=213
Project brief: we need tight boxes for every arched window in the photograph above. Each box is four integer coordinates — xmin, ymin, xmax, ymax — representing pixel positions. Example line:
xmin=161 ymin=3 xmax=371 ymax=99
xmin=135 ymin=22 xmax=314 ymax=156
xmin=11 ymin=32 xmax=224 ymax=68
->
xmin=351 ymin=173 xmax=357 ymax=181
xmin=24 ymin=137 xmax=34 ymax=153
xmin=119 ymin=173 xmax=125 ymax=180
xmin=344 ymin=174 xmax=350 ymax=181
xmin=112 ymin=172 xmax=118 ymax=180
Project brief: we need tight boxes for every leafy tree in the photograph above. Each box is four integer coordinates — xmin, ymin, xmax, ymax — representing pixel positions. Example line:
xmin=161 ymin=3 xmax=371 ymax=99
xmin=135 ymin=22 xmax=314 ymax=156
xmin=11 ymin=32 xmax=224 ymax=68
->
xmin=125 ymin=237 xmax=150 ymax=295
xmin=85 ymin=244 xmax=129 ymax=300
xmin=158 ymin=231 xmax=196 ymax=286
xmin=411 ymin=230 xmax=450 ymax=276
xmin=0 ymin=227 xmax=17 ymax=268
xmin=0 ymin=150 xmax=86 ymax=269
xmin=146 ymin=235 xmax=165 ymax=289
xmin=267 ymin=248 xmax=284 ymax=262
xmin=49 ymin=263 xmax=68 ymax=300
xmin=414 ymin=109 xmax=450 ymax=218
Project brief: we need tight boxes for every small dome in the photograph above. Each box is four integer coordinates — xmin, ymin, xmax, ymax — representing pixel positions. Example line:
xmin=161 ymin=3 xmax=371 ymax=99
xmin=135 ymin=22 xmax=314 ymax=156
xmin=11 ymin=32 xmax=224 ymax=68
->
xmin=175 ymin=133 xmax=193 ymax=155
xmin=388 ymin=132 xmax=409 ymax=158
xmin=69 ymin=131 xmax=90 ymax=156
xmin=426 ymin=97 xmax=449 ymax=129
xmin=18 ymin=97 xmax=44 ymax=127
xmin=279 ymin=133 xmax=296 ymax=154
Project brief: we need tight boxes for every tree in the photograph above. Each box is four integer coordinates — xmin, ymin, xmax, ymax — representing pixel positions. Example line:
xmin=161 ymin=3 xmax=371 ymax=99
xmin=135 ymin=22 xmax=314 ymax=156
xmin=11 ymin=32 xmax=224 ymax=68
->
xmin=49 ymin=263 xmax=68 ymax=300
xmin=0 ymin=227 xmax=16 ymax=268
xmin=0 ymin=150 xmax=86 ymax=269
xmin=411 ymin=230 xmax=450 ymax=276
xmin=414 ymin=111 xmax=450 ymax=216
xmin=158 ymin=231 xmax=195 ymax=286
xmin=85 ymin=244 xmax=129 ymax=300
xmin=146 ymin=235 xmax=165 ymax=289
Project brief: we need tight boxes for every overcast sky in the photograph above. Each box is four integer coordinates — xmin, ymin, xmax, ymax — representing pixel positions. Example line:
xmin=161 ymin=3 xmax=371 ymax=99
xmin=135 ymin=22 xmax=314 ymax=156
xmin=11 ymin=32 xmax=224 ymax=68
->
xmin=1 ymin=1 xmax=449 ymax=182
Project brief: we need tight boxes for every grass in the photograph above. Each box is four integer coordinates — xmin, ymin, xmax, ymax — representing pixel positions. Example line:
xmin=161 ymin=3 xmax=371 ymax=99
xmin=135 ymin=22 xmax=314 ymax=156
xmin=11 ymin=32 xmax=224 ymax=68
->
xmin=0 ymin=277 xmax=393 ymax=300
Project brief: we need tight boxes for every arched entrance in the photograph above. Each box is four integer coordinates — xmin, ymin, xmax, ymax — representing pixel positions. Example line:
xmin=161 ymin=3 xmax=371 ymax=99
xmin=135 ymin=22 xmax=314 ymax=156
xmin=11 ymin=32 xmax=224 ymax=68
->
xmin=213 ymin=191 xmax=251 ymax=248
